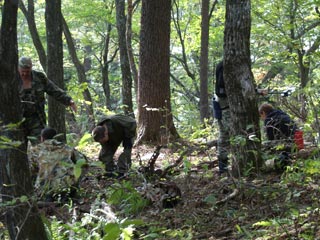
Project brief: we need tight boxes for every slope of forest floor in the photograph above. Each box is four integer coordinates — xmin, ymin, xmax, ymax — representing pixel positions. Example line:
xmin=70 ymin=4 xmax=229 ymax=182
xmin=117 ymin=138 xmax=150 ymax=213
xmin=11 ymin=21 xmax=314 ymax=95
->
xmin=34 ymin=142 xmax=320 ymax=239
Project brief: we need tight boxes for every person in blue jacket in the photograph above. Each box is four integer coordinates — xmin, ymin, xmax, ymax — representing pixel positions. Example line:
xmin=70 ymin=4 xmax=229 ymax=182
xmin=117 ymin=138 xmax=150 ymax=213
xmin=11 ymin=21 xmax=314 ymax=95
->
xmin=259 ymin=103 xmax=297 ymax=141
xmin=259 ymin=103 xmax=298 ymax=171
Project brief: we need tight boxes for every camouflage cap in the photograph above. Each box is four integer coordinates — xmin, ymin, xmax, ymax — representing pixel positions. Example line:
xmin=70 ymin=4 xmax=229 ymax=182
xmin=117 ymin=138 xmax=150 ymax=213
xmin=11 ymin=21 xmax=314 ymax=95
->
xmin=18 ymin=56 xmax=32 ymax=69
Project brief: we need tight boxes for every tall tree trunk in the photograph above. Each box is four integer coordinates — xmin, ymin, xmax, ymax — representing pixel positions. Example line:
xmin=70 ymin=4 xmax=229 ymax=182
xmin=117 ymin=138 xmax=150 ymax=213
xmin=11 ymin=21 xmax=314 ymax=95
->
xmin=137 ymin=0 xmax=179 ymax=145
xmin=102 ymin=23 xmax=114 ymax=110
xmin=115 ymin=0 xmax=134 ymax=116
xmin=224 ymin=0 xmax=262 ymax=177
xmin=0 ymin=1 xmax=48 ymax=239
xmin=46 ymin=0 xmax=66 ymax=142
xmin=199 ymin=0 xmax=210 ymax=122
xmin=297 ymin=50 xmax=309 ymax=122
xmin=62 ymin=16 xmax=95 ymax=130
xmin=19 ymin=0 xmax=47 ymax=71
xmin=126 ymin=0 xmax=139 ymax=96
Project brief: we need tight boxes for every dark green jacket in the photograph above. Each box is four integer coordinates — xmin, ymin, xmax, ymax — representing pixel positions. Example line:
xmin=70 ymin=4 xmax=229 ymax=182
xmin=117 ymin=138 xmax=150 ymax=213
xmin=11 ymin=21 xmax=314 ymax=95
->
xmin=19 ymin=70 xmax=72 ymax=126
xmin=97 ymin=115 xmax=136 ymax=169
xmin=98 ymin=114 xmax=137 ymax=148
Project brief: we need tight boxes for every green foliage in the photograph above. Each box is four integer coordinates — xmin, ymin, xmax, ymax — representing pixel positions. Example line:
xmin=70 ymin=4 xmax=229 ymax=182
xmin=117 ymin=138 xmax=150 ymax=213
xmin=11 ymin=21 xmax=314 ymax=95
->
xmin=0 ymin=135 xmax=21 ymax=149
xmin=0 ymin=222 xmax=8 ymax=240
xmin=65 ymin=132 xmax=80 ymax=147
xmin=235 ymin=224 xmax=253 ymax=239
xmin=162 ymin=228 xmax=193 ymax=240
xmin=252 ymin=0 xmax=319 ymax=89
xmin=107 ymin=181 xmax=149 ymax=216
xmin=103 ymin=219 xmax=143 ymax=240
xmin=178 ymin=116 xmax=215 ymax=140
xmin=49 ymin=205 xmax=144 ymax=240
xmin=74 ymin=158 xmax=87 ymax=181
xmin=9 ymin=0 xmax=320 ymax=238
xmin=230 ymin=135 xmax=247 ymax=147
xmin=304 ymin=159 xmax=320 ymax=175
xmin=0 ymin=121 xmax=22 ymax=149
xmin=242 ymin=157 xmax=320 ymax=239
xmin=78 ymin=132 xmax=94 ymax=148
xmin=0 ymin=195 xmax=29 ymax=208
xmin=14 ymin=0 xmax=320 ymax=139
xmin=250 ymin=209 xmax=319 ymax=239
xmin=203 ymin=193 xmax=217 ymax=206
xmin=183 ymin=158 xmax=192 ymax=175
xmin=282 ymin=157 xmax=320 ymax=185
xmin=139 ymin=225 xmax=193 ymax=240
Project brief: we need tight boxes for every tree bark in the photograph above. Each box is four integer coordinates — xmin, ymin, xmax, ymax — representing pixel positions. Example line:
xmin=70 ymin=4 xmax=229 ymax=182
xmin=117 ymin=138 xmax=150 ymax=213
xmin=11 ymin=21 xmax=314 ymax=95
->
xmin=137 ymin=0 xmax=179 ymax=144
xmin=101 ymin=23 xmax=115 ymax=110
xmin=0 ymin=1 xmax=48 ymax=239
xmin=46 ymin=0 xmax=67 ymax=142
xmin=126 ymin=0 xmax=139 ymax=97
xmin=115 ymin=0 xmax=134 ymax=116
xmin=199 ymin=0 xmax=210 ymax=122
xmin=19 ymin=0 xmax=47 ymax=71
xmin=224 ymin=0 xmax=262 ymax=177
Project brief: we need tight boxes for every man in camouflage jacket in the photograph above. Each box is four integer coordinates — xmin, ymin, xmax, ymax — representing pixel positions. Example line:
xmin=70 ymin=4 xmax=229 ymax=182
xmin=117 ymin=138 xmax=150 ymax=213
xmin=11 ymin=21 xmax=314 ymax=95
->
xmin=18 ymin=56 xmax=77 ymax=145
xmin=92 ymin=114 xmax=136 ymax=178
xmin=31 ymin=127 xmax=84 ymax=201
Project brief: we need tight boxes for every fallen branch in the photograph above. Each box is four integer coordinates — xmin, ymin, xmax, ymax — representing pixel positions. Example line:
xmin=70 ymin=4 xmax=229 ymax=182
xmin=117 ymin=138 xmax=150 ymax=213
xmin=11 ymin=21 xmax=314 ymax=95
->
xmin=160 ymin=149 xmax=190 ymax=178
xmin=216 ymin=188 xmax=239 ymax=205
xmin=147 ymin=145 xmax=162 ymax=173
xmin=37 ymin=201 xmax=59 ymax=208
xmin=138 ymin=145 xmax=162 ymax=176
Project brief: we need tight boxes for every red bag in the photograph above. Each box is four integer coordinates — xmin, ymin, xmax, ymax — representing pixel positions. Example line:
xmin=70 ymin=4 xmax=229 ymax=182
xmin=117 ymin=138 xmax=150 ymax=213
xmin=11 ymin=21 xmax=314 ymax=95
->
xmin=294 ymin=130 xmax=304 ymax=150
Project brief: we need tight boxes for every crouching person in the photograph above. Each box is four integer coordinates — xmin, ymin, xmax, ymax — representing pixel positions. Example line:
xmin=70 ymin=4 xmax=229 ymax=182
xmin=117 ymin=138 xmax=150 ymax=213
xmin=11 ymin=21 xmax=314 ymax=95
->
xmin=33 ymin=127 xmax=86 ymax=202
xmin=259 ymin=103 xmax=298 ymax=171
xmin=92 ymin=114 xmax=137 ymax=179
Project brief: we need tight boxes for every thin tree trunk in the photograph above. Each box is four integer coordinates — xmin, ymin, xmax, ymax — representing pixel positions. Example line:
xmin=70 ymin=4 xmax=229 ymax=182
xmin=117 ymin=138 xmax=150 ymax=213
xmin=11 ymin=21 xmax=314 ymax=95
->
xmin=126 ymin=0 xmax=138 ymax=96
xmin=126 ymin=0 xmax=139 ymax=96
xmin=102 ymin=23 xmax=114 ymax=110
xmin=199 ymin=0 xmax=210 ymax=122
xmin=115 ymin=0 xmax=134 ymax=116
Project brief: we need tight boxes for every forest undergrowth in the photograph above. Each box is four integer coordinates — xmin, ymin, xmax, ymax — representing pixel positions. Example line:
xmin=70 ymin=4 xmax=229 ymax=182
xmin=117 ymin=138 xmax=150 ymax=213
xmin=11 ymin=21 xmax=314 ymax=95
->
xmin=35 ymin=141 xmax=320 ymax=240
xmin=1 ymin=141 xmax=320 ymax=240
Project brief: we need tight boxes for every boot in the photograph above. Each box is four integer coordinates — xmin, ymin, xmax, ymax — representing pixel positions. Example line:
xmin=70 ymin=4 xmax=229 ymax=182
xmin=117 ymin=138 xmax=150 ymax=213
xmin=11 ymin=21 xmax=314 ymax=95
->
xmin=218 ymin=157 xmax=228 ymax=175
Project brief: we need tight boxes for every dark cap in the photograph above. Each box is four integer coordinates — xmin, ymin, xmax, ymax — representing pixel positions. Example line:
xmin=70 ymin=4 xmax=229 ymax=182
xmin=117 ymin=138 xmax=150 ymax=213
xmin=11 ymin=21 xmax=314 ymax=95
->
xmin=18 ymin=56 xmax=32 ymax=69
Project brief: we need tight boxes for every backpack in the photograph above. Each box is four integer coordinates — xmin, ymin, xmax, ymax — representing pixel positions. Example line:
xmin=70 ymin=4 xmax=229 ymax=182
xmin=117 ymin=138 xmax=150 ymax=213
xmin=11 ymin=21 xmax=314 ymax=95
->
xmin=215 ymin=61 xmax=227 ymax=98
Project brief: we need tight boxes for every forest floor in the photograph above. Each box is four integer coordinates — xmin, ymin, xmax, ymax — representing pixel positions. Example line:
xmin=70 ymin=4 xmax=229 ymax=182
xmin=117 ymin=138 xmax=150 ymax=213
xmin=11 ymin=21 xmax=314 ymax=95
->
xmin=39 ymin=142 xmax=320 ymax=240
